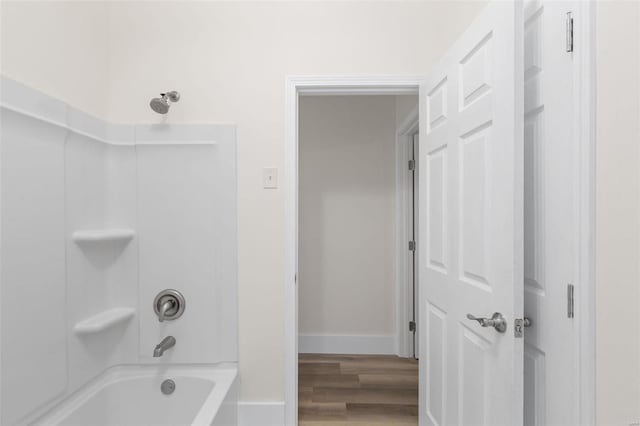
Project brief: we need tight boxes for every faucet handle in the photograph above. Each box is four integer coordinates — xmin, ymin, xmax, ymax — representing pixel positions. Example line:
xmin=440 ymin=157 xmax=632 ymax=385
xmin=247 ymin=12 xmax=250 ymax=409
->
xmin=153 ymin=289 xmax=186 ymax=322
xmin=158 ymin=300 xmax=174 ymax=322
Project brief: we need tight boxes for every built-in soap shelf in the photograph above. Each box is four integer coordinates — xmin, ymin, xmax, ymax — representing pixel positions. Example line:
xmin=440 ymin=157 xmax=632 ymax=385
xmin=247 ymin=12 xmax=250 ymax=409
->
xmin=74 ymin=308 xmax=136 ymax=336
xmin=72 ymin=228 xmax=135 ymax=244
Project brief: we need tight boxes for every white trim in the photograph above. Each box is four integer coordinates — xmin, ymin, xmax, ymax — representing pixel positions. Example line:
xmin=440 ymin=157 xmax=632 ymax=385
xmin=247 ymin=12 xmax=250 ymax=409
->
xmin=395 ymin=106 xmax=419 ymax=358
xmin=284 ymin=75 xmax=423 ymax=426
xmin=396 ymin=105 xmax=420 ymax=137
xmin=299 ymin=87 xmax=418 ymax=96
xmin=573 ymin=1 xmax=596 ymax=425
xmin=298 ymin=334 xmax=396 ymax=355
xmin=238 ymin=401 xmax=285 ymax=426
xmin=290 ymin=75 xmax=424 ymax=96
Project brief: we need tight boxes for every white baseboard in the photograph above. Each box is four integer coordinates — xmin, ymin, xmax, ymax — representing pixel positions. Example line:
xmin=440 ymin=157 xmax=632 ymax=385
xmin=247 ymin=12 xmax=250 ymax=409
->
xmin=298 ymin=334 xmax=396 ymax=355
xmin=238 ymin=401 xmax=285 ymax=426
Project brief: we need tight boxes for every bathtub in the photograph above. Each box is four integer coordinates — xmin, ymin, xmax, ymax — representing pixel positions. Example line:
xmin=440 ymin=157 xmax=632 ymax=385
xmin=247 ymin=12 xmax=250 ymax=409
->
xmin=31 ymin=364 xmax=237 ymax=426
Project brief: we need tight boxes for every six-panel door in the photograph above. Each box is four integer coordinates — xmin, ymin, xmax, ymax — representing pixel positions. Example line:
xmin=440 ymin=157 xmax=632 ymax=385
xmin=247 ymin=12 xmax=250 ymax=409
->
xmin=419 ymin=2 xmax=524 ymax=425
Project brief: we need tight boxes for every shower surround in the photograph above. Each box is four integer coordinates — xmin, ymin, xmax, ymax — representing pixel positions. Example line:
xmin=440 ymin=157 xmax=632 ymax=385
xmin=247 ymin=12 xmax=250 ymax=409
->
xmin=0 ymin=76 xmax=238 ymax=425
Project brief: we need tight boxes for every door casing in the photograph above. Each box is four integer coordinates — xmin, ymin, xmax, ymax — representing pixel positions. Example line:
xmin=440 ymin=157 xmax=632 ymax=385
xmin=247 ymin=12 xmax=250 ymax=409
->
xmin=396 ymin=105 xmax=420 ymax=358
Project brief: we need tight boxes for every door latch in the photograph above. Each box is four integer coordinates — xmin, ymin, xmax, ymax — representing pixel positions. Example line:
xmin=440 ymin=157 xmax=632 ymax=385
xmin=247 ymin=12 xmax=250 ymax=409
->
xmin=514 ymin=317 xmax=532 ymax=338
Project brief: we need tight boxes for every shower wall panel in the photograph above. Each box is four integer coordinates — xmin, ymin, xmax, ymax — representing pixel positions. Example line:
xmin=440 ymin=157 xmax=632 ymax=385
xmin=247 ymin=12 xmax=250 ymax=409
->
xmin=136 ymin=124 xmax=238 ymax=364
xmin=0 ymin=103 xmax=68 ymax=425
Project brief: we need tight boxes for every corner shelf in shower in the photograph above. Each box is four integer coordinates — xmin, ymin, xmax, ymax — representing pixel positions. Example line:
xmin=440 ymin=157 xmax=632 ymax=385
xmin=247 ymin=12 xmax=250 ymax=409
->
xmin=72 ymin=228 xmax=135 ymax=244
xmin=73 ymin=308 xmax=136 ymax=336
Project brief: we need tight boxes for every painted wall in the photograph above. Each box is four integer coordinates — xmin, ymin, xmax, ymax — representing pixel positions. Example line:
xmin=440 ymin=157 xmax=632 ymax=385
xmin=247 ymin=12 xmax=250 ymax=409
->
xmin=595 ymin=1 xmax=640 ymax=424
xmin=0 ymin=1 xmax=109 ymax=119
xmin=298 ymin=95 xmax=401 ymax=350
xmin=1 ymin=0 xmax=489 ymax=404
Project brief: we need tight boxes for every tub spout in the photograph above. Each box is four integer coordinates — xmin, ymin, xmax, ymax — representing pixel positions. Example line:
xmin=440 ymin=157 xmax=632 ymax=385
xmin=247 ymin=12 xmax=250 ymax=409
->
xmin=153 ymin=336 xmax=176 ymax=357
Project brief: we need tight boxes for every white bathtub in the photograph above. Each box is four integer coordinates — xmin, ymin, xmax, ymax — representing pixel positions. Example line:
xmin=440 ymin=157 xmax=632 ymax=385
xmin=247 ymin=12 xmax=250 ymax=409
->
xmin=31 ymin=364 xmax=238 ymax=426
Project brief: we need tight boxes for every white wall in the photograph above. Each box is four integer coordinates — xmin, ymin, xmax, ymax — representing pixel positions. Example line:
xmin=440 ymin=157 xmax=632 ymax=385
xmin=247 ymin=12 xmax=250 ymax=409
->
xmin=595 ymin=1 xmax=640 ymax=424
xmin=0 ymin=1 xmax=109 ymax=119
xmin=1 ymin=0 xmax=490 ymax=403
xmin=298 ymin=95 xmax=402 ymax=353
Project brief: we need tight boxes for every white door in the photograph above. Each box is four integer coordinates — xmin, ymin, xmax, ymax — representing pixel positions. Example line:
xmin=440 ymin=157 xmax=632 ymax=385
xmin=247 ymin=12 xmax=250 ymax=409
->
xmin=523 ymin=1 xmax=578 ymax=425
xmin=418 ymin=2 xmax=524 ymax=426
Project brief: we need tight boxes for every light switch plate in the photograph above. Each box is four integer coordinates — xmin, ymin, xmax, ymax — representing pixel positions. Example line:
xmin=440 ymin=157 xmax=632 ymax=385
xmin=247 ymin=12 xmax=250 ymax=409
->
xmin=263 ymin=167 xmax=278 ymax=189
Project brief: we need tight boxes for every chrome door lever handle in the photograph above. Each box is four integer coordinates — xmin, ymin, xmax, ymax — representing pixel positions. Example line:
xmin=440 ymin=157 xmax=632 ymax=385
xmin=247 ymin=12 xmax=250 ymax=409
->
xmin=466 ymin=312 xmax=507 ymax=333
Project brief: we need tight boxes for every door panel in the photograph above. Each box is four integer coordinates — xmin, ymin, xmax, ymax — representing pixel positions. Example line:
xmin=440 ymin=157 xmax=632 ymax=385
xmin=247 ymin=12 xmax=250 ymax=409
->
xmin=419 ymin=2 xmax=524 ymax=425
xmin=523 ymin=1 xmax=577 ymax=425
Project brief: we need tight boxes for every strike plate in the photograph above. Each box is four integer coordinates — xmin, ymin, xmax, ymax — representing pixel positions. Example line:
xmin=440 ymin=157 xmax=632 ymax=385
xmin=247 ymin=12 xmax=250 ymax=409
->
xmin=514 ymin=318 xmax=524 ymax=338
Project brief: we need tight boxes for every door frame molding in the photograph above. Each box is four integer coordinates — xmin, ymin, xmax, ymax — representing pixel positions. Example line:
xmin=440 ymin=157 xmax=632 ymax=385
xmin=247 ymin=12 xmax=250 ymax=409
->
xmin=573 ymin=1 xmax=596 ymax=424
xmin=395 ymin=106 xmax=419 ymax=358
xmin=284 ymin=75 xmax=423 ymax=425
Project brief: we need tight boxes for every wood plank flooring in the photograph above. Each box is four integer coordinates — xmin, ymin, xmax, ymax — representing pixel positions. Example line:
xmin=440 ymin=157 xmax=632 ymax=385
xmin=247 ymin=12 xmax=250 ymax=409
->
xmin=298 ymin=354 xmax=418 ymax=426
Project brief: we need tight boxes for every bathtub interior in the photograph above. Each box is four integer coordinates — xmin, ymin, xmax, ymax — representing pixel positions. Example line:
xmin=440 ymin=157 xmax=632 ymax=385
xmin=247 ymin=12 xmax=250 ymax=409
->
xmin=60 ymin=377 xmax=212 ymax=426
xmin=33 ymin=365 xmax=238 ymax=426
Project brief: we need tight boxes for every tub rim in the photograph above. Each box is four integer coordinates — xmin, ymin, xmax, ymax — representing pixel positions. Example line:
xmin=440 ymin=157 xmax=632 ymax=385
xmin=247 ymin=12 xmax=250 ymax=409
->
xmin=30 ymin=363 xmax=238 ymax=426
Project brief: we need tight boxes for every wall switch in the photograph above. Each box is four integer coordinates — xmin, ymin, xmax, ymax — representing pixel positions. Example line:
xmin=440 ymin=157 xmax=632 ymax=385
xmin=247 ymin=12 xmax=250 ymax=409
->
xmin=263 ymin=167 xmax=278 ymax=189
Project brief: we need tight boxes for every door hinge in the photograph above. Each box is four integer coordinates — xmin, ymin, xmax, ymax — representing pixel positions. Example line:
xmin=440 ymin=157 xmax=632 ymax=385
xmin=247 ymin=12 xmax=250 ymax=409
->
xmin=408 ymin=240 xmax=416 ymax=252
xmin=409 ymin=321 xmax=416 ymax=332
xmin=567 ymin=283 xmax=574 ymax=318
xmin=566 ymin=12 xmax=574 ymax=52
xmin=408 ymin=159 xmax=415 ymax=171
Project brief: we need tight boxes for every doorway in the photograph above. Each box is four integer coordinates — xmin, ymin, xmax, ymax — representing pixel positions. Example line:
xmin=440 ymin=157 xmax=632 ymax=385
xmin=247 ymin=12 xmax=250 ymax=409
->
xmin=297 ymin=94 xmax=420 ymax=424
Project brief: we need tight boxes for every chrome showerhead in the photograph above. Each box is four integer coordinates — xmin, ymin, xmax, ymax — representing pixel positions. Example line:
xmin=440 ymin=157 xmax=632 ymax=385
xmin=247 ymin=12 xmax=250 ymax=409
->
xmin=150 ymin=97 xmax=169 ymax=114
xmin=150 ymin=91 xmax=180 ymax=114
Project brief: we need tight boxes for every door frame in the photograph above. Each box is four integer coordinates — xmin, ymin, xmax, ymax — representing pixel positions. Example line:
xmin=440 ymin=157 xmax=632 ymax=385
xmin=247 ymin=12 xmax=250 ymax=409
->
xmin=573 ymin=1 xmax=597 ymax=424
xmin=284 ymin=75 xmax=423 ymax=425
xmin=395 ymin=106 xmax=419 ymax=358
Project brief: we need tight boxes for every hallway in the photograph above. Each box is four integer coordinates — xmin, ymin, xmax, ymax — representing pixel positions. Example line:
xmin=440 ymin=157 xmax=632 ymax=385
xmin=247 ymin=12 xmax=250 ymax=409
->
xmin=298 ymin=354 xmax=418 ymax=425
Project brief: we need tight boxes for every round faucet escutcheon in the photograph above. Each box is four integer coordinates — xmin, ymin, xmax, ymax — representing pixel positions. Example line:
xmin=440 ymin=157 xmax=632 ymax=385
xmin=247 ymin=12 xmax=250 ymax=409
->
xmin=153 ymin=289 xmax=185 ymax=322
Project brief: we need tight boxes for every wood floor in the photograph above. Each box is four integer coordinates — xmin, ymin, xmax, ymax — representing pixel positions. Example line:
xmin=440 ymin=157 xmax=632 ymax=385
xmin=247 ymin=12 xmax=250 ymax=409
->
xmin=298 ymin=354 xmax=418 ymax=426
